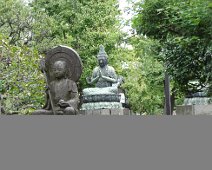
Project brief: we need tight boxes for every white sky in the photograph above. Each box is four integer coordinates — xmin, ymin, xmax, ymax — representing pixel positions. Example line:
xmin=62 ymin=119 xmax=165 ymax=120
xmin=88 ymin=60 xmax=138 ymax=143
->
xmin=118 ymin=0 xmax=138 ymax=34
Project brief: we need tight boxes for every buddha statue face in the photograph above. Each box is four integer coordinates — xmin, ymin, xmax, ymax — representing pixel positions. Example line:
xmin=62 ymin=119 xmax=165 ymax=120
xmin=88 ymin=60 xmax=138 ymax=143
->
xmin=98 ymin=56 xmax=107 ymax=68
xmin=53 ymin=60 xmax=67 ymax=79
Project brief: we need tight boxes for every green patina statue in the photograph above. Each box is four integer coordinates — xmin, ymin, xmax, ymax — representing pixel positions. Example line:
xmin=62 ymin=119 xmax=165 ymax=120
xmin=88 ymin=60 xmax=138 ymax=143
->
xmin=81 ymin=45 xmax=123 ymax=110
xmin=83 ymin=45 xmax=119 ymax=95
xmin=86 ymin=45 xmax=117 ymax=88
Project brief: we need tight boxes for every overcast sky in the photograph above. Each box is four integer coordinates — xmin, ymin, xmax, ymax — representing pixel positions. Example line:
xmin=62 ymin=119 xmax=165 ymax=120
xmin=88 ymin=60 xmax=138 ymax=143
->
xmin=118 ymin=0 xmax=138 ymax=34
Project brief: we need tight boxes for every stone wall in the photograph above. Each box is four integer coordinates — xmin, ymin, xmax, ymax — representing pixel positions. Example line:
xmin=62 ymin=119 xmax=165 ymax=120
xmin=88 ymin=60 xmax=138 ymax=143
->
xmin=176 ymin=104 xmax=212 ymax=115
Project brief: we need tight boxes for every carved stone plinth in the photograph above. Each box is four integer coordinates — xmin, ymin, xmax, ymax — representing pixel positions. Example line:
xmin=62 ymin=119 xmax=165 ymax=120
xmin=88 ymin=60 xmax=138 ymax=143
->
xmin=82 ymin=94 xmax=121 ymax=103
xmin=80 ymin=102 xmax=122 ymax=110
xmin=184 ymin=97 xmax=211 ymax=105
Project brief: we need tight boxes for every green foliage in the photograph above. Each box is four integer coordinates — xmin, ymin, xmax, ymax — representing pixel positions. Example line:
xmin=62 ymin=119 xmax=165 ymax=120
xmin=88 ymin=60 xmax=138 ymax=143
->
xmin=0 ymin=0 xmax=31 ymax=45
xmin=0 ymin=0 xmax=57 ymax=48
xmin=0 ymin=35 xmax=45 ymax=114
xmin=133 ymin=0 xmax=212 ymax=94
xmin=120 ymin=37 xmax=164 ymax=114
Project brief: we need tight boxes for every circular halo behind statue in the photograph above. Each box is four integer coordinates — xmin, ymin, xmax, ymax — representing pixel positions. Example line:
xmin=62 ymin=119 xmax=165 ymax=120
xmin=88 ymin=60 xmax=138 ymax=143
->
xmin=45 ymin=45 xmax=82 ymax=82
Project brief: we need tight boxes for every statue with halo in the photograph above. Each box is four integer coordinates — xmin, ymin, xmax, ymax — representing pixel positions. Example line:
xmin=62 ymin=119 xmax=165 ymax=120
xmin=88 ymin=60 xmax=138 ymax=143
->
xmin=32 ymin=45 xmax=82 ymax=115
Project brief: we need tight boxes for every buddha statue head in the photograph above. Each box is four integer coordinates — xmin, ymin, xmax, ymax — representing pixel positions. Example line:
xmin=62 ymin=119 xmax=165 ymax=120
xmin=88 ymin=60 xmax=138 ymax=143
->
xmin=97 ymin=45 xmax=108 ymax=68
xmin=53 ymin=60 xmax=67 ymax=79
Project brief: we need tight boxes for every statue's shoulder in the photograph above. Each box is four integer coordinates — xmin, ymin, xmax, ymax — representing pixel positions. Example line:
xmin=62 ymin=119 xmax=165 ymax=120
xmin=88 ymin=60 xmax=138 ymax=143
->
xmin=107 ymin=65 xmax=116 ymax=72
xmin=66 ymin=78 xmax=77 ymax=85
xmin=93 ymin=66 xmax=100 ymax=72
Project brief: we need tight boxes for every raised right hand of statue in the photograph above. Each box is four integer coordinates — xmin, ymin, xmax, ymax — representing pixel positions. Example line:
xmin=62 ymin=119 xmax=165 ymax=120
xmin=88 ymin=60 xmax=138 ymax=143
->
xmin=99 ymin=70 xmax=102 ymax=77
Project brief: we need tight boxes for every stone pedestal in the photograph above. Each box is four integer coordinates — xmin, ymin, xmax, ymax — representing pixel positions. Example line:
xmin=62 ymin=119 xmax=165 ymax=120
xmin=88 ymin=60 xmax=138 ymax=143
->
xmin=79 ymin=108 xmax=130 ymax=115
xmin=176 ymin=104 xmax=212 ymax=115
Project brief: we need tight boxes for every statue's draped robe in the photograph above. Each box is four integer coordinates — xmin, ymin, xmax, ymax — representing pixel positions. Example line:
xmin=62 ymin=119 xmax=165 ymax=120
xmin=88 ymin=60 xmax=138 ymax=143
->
xmin=38 ymin=78 xmax=79 ymax=114
xmin=92 ymin=65 xmax=117 ymax=88
xmin=83 ymin=65 xmax=118 ymax=95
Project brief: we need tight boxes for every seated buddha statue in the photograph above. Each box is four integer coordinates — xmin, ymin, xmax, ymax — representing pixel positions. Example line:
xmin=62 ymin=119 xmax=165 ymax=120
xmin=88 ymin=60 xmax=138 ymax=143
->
xmin=32 ymin=45 xmax=82 ymax=115
xmin=32 ymin=60 xmax=79 ymax=115
xmin=81 ymin=45 xmax=124 ymax=110
xmin=83 ymin=45 xmax=119 ymax=95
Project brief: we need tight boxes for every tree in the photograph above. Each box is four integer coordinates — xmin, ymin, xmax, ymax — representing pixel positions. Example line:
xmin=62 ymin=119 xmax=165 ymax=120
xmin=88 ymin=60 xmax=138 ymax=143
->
xmin=133 ymin=0 xmax=212 ymax=95
xmin=0 ymin=0 xmax=32 ymax=45
xmin=0 ymin=0 xmax=56 ymax=47
xmin=120 ymin=36 xmax=164 ymax=114
xmin=0 ymin=34 xmax=45 ymax=114
xmin=31 ymin=0 xmax=124 ymax=89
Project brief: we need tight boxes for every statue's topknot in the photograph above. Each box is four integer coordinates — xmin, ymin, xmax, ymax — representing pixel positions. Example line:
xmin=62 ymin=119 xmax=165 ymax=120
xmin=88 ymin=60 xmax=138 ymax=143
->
xmin=97 ymin=45 xmax=108 ymax=59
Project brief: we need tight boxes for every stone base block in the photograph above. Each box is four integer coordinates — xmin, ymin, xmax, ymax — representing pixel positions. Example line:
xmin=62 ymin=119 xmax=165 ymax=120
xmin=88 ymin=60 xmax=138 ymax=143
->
xmin=81 ymin=102 xmax=122 ymax=110
xmin=176 ymin=104 xmax=212 ymax=115
xmin=79 ymin=108 xmax=130 ymax=115
xmin=101 ymin=109 xmax=111 ymax=115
